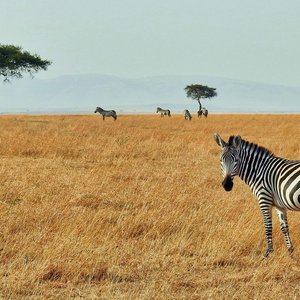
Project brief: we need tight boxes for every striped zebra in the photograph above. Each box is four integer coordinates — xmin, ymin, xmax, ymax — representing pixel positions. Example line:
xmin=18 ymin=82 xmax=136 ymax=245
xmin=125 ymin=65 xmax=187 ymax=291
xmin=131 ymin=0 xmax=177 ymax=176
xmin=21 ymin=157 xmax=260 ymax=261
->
xmin=214 ymin=133 xmax=300 ymax=257
xmin=94 ymin=107 xmax=117 ymax=121
xmin=156 ymin=107 xmax=171 ymax=117
xmin=197 ymin=107 xmax=208 ymax=118
xmin=184 ymin=109 xmax=192 ymax=120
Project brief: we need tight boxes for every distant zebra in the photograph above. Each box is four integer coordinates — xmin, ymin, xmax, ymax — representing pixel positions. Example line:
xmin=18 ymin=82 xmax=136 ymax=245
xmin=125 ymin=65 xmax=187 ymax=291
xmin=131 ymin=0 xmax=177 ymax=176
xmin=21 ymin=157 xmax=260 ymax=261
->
xmin=156 ymin=107 xmax=171 ymax=117
xmin=184 ymin=109 xmax=192 ymax=120
xmin=214 ymin=134 xmax=300 ymax=257
xmin=94 ymin=107 xmax=117 ymax=121
xmin=197 ymin=107 xmax=208 ymax=118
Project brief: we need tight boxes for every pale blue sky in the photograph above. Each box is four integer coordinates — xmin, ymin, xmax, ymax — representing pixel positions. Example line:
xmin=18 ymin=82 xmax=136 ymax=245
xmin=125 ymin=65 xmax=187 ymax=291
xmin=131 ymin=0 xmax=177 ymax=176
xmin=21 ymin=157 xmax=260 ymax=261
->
xmin=2 ymin=0 xmax=300 ymax=86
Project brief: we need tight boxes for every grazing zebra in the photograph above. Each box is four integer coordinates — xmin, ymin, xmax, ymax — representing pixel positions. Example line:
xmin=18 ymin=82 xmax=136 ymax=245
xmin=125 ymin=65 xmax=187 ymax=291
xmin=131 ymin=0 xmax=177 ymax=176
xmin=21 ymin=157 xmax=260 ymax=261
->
xmin=184 ymin=109 xmax=192 ymax=120
xmin=94 ymin=107 xmax=117 ymax=121
xmin=197 ymin=107 xmax=208 ymax=118
xmin=156 ymin=107 xmax=171 ymax=117
xmin=214 ymin=133 xmax=300 ymax=257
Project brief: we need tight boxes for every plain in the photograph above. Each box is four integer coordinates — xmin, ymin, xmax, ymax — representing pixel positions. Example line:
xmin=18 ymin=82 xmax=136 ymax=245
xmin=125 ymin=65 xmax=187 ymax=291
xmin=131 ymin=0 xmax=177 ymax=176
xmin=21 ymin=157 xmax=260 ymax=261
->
xmin=0 ymin=114 xmax=299 ymax=299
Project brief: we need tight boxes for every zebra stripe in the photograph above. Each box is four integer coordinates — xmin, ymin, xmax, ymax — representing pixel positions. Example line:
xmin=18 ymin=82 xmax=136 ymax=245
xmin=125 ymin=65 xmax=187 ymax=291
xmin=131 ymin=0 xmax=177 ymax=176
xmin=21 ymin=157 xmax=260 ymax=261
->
xmin=156 ymin=107 xmax=171 ymax=117
xmin=94 ymin=107 xmax=117 ymax=120
xmin=197 ymin=107 xmax=208 ymax=118
xmin=184 ymin=109 xmax=192 ymax=120
xmin=214 ymin=133 xmax=300 ymax=257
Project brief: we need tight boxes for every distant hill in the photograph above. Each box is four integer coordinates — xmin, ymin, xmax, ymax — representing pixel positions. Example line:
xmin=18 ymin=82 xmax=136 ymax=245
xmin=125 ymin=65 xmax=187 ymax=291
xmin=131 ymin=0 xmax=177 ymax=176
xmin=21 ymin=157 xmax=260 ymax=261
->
xmin=0 ymin=74 xmax=299 ymax=113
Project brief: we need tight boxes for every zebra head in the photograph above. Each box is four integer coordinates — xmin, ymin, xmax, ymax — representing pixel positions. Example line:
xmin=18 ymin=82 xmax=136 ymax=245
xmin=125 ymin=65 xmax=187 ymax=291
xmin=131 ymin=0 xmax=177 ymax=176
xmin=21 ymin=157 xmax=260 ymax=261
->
xmin=214 ymin=133 xmax=242 ymax=192
xmin=94 ymin=107 xmax=102 ymax=113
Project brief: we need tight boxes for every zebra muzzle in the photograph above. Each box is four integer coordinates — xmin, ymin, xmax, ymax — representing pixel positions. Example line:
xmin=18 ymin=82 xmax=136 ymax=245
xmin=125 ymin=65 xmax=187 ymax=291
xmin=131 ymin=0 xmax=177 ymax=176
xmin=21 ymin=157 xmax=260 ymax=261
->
xmin=222 ymin=176 xmax=233 ymax=192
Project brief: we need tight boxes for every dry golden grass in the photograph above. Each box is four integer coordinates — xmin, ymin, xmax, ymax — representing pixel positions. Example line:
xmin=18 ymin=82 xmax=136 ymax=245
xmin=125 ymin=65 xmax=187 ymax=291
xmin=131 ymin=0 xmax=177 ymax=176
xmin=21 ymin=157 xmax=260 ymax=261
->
xmin=0 ymin=113 xmax=299 ymax=299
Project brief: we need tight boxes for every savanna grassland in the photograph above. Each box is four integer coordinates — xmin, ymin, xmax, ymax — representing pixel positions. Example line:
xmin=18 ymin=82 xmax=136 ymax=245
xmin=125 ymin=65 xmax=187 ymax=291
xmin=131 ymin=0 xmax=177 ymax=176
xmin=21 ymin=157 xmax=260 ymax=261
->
xmin=0 ymin=113 xmax=299 ymax=299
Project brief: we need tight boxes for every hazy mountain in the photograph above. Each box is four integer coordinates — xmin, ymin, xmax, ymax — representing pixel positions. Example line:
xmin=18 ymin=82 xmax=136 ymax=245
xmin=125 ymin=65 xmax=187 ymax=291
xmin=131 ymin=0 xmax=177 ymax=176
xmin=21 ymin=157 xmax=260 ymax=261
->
xmin=0 ymin=74 xmax=299 ymax=113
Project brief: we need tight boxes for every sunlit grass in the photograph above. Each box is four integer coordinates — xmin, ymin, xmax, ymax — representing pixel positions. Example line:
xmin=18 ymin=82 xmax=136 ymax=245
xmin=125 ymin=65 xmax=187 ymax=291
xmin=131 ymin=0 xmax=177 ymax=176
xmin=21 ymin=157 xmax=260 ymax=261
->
xmin=0 ymin=114 xmax=299 ymax=298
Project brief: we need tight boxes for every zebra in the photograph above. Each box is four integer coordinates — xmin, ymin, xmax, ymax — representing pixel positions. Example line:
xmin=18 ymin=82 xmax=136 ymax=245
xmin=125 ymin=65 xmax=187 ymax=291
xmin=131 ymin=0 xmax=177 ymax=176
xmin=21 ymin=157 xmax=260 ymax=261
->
xmin=184 ymin=109 xmax=192 ymax=120
xmin=156 ymin=107 xmax=171 ymax=117
xmin=94 ymin=107 xmax=117 ymax=121
xmin=214 ymin=133 xmax=300 ymax=257
xmin=197 ymin=107 xmax=208 ymax=118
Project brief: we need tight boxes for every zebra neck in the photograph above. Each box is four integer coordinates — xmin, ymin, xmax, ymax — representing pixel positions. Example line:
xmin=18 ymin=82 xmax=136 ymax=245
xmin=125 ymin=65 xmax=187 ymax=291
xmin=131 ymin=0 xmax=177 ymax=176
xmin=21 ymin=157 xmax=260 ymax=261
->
xmin=238 ymin=140 xmax=273 ymax=186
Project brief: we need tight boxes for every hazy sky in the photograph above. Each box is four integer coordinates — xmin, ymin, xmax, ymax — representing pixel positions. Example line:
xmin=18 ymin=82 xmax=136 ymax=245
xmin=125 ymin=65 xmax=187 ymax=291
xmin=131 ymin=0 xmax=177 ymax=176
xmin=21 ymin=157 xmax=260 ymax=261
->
xmin=2 ymin=0 xmax=300 ymax=86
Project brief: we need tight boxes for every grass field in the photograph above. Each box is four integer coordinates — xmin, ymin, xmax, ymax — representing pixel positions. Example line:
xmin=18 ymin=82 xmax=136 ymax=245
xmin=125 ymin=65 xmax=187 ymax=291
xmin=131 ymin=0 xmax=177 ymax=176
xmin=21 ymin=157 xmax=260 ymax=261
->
xmin=0 ymin=113 xmax=299 ymax=299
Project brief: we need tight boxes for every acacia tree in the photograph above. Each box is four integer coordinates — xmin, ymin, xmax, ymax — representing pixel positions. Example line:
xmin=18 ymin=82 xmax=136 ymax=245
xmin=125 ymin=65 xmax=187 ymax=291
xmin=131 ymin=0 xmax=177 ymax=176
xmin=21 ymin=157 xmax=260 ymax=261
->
xmin=185 ymin=84 xmax=217 ymax=111
xmin=0 ymin=44 xmax=51 ymax=82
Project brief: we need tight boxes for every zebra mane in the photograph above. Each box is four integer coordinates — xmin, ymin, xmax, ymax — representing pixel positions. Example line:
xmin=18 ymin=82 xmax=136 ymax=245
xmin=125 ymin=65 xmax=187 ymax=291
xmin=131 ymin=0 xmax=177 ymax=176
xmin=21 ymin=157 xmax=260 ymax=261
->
xmin=228 ymin=136 xmax=235 ymax=146
xmin=237 ymin=136 xmax=275 ymax=157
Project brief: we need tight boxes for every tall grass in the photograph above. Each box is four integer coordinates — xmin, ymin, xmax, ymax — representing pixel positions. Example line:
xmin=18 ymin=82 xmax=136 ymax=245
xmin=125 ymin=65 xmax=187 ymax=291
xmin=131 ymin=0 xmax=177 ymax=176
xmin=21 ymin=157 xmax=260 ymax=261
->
xmin=0 ymin=114 xmax=299 ymax=299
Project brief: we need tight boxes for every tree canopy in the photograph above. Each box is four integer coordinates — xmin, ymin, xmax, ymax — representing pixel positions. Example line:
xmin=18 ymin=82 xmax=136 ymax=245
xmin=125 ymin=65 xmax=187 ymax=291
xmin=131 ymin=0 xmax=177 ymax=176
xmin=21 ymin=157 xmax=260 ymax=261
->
xmin=185 ymin=84 xmax=217 ymax=110
xmin=0 ymin=44 xmax=51 ymax=82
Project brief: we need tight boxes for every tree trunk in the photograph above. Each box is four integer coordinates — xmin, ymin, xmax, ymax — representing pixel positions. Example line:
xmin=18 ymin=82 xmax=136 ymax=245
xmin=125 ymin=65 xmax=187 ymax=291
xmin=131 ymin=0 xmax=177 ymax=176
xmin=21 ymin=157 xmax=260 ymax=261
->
xmin=197 ymin=99 xmax=202 ymax=111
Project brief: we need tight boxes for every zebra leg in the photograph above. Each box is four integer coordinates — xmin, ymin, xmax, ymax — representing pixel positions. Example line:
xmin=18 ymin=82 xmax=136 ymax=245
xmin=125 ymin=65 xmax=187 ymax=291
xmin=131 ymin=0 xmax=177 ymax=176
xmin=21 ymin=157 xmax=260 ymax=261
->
xmin=103 ymin=115 xmax=105 ymax=121
xmin=275 ymin=207 xmax=294 ymax=254
xmin=259 ymin=203 xmax=274 ymax=257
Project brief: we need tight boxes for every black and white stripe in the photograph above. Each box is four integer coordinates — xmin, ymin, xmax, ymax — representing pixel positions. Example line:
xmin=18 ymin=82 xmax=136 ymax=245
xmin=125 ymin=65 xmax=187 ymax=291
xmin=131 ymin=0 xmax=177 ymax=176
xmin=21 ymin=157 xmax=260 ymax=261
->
xmin=156 ymin=107 xmax=171 ymax=117
xmin=94 ymin=107 xmax=117 ymax=121
xmin=197 ymin=107 xmax=208 ymax=118
xmin=214 ymin=133 xmax=300 ymax=257
xmin=184 ymin=109 xmax=192 ymax=120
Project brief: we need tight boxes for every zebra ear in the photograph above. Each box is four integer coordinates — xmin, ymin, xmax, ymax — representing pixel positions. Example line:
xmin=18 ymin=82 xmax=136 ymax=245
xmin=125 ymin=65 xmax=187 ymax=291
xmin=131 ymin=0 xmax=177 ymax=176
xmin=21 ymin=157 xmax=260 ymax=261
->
xmin=233 ymin=135 xmax=241 ymax=148
xmin=214 ymin=133 xmax=226 ymax=148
